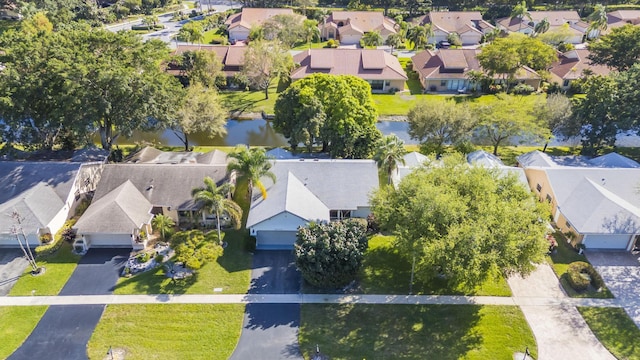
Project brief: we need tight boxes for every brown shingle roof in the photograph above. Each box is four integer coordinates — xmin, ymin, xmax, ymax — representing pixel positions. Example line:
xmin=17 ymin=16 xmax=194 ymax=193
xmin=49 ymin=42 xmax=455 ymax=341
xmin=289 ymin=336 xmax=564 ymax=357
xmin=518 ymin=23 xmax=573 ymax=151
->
xmin=497 ymin=10 xmax=582 ymax=32
xmin=419 ymin=11 xmax=493 ymax=34
xmin=291 ymin=49 xmax=407 ymax=80
xmin=324 ymin=11 xmax=396 ymax=35
xmin=169 ymin=45 xmax=246 ymax=77
xmin=225 ymin=8 xmax=293 ymax=30
xmin=607 ymin=10 xmax=640 ymax=30
xmin=549 ymin=49 xmax=610 ymax=81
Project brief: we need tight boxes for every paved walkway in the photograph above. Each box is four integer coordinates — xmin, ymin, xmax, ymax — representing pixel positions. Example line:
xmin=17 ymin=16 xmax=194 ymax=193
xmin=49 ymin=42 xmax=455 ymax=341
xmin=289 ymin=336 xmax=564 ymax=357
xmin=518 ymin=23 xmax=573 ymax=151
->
xmin=508 ymin=264 xmax=616 ymax=360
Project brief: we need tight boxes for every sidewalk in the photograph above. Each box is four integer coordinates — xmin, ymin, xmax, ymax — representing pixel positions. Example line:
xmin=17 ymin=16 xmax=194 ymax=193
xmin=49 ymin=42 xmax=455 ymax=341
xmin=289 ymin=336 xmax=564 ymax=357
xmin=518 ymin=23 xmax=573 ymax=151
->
xmin=0 ymin=293 xmax=622 ymax=307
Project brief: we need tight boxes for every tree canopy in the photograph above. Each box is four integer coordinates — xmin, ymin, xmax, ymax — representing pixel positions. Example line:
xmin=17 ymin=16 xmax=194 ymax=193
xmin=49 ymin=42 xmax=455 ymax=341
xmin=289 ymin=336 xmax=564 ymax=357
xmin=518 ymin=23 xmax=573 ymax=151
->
xmin=408 ymin=100 xmax=473 ymax=156
xmin=274 ymin=74 xmax=381 ymax=158
xmin=374 ymin=134 xmax=407 ymax=185
xmin=240 ymin=40 xmax=292 ymax=99
xmin=370 ymin=154 xmax=550 ymax=291
xmin=294 ymin=219 xmax=368 ymax=288
xmin=588 ymin=24 xmax=640 ymax=71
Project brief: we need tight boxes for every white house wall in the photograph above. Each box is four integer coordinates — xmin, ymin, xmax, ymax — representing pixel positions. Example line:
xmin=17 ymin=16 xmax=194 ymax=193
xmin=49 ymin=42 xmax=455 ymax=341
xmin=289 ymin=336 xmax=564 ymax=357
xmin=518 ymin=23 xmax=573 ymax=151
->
xmin=582 ymin=234 xmax=633 ymax=250
xmin=340 ymin=33 xmax=362 ymax=45
xmin=351 ymin=206 xmax=371 ymax=218
xmin=460 ymin=32 xmax=482 ymax=45
xmin=0 ymin=233 xmax=39 ymax=247
xmin=229 ymin=27 xmax=250 ymax=42
xmin=250 ymin=212 xmax=309 ymax=233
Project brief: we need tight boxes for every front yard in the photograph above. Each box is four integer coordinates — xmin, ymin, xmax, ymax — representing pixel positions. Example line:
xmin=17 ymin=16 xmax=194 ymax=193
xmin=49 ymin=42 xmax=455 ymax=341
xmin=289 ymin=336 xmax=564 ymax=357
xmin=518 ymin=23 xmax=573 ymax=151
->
xmin=0 ymin=306 xmax=48 ymax=359
xmin=579 ymin=307 xmax=640 ymax=360
xmin=300 ymin=304 xmax=536 ymax=360
xmin=87 ymin=304 xmax=244 ymax=360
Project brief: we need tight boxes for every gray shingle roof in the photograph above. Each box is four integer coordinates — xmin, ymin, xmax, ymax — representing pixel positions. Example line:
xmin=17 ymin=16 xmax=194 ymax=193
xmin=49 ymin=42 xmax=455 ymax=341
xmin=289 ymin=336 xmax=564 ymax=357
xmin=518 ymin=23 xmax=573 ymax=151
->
xmin=75 ymin=180 xmax=153 ymax=234
xmin=467 ymin=150 xmax=504 ymax=167
xmin=93 ymin=164 xmax=229 ymax=210
xmin=247 ymin=160 xmax=378 ymax=227
xmin=517 ymin=151 xmax=558 ymax=168
xmin=589 ymin=153 xmax=640 ymax=168
xmin=265 ymin=148 xmax=298 ymax=159
xmin=126 ymin=147 xmax=228 ymax=165
xmin=246 ymin=172 xmax=330 ymax=227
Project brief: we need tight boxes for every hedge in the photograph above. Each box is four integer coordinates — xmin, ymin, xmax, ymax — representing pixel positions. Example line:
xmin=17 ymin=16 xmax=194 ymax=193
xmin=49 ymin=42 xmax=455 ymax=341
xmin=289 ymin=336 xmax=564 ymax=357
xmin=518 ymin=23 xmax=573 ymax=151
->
xmin=567 ymin=261 xmax=605 ymax=292
xmin=34 ymin=219 xmax=77 ymax=259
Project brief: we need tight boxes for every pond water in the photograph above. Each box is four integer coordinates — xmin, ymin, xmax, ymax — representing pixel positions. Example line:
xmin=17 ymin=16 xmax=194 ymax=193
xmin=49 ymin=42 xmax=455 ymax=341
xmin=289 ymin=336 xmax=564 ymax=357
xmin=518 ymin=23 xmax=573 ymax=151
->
xmin=117 ymin=118 xmax=419 ymax=147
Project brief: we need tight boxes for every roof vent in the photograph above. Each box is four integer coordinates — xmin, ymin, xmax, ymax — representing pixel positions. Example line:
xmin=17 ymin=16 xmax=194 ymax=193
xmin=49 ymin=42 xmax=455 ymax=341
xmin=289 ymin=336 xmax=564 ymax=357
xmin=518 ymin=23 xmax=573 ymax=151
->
xmin=601 ymin=178 xmax=606 ymax=185
xmin=147 ymin=185 xmax=154 ymax=191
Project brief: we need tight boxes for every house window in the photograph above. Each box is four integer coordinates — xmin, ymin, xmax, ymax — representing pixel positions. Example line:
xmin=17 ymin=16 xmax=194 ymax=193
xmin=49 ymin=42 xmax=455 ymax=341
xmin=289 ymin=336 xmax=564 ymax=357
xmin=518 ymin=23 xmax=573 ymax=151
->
xmin=566 ymin=221 xmax=571 ymax=229
xmin=369 ymin=80 xmax=385 ymax=91
xmin=440 ymin=80 xmax=446 ymax=86
xmin=563 ymin=79 xmax=570 ymax=87
xmin=330 ymin=210 xmax=352 ymax=221
xmin=546 ymin=194 xmax=552 ymax=203
xmin=536 ymin=183 xmax=542 ymax=192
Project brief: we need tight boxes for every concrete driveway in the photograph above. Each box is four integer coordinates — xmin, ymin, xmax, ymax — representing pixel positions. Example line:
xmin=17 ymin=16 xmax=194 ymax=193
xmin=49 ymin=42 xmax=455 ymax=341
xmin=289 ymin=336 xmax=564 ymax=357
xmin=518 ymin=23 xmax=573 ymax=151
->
xmin=0 ymin=249 xmax=28 ymax=296
xmin=229 ymin=250 xmax=303 ymax=360
xmin=587 ymin=250 xmax=640 ymax=327
xmin=508 ymin=263 xmax=616 ymax=360
xmin=9 ymin=248 xmax=130 ymax=360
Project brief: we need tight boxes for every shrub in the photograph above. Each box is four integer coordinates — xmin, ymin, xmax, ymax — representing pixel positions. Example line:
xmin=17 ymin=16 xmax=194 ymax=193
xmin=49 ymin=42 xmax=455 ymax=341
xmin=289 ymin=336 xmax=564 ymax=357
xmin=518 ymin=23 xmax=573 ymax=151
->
xmin=366 ymin=213 xmax=379 ymax=233
xmin=39 ymin=233 xmax=53 ymax=244
xmin=567 ymin=261 xmax=605 ymax=292
xmin=326 ymin=39 xmax=339 ymax=48
xmin=35 ymin=219 xmax=77 ymax=258
xmin=61 ymin=228 xmax=76 ymax=243
xmin=511 ymin=83 xmax=535 ymax=95
xmin=453 ymin=139 xmax=476 ymax=155
xmin=155 ymin=254 xmax=164 ymax=263
xmin=557 ymin=42 xmax=574 ymax=52
xmin=137 ymin=252 xmax=151 ymax=263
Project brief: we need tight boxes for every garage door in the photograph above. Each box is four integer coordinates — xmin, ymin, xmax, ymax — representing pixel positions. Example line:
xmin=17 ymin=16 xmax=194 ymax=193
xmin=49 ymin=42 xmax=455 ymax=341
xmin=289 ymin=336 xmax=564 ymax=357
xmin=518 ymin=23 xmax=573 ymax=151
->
xmin=340 ymin=34 xmax=360 ymax=45
xmin=86 ymin=234 xmax=132 ymax=248
xmin=583 ymin=234 xmax=632 ymax=250
xmin=256 ymin=231 xmax=297 ymax=250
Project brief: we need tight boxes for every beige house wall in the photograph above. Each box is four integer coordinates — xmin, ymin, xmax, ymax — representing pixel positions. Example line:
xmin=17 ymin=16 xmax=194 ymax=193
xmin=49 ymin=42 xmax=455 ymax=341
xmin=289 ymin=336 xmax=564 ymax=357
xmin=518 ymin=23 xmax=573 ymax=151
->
xmin=523 ymin=168 xmax=559 ymax=216
xmin=388 ymin=79 xmax=405 ymax=91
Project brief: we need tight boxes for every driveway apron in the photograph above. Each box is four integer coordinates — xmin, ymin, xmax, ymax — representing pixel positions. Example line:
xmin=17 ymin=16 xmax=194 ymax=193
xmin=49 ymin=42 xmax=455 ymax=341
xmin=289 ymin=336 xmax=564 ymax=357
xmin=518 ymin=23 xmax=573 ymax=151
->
xmin=0 ymin=249 xmax=28 ymax=296
xmin=229 ymin=250 xmax=304 ymax=360
xmin=9 ymin=248 xmax=130 ymax=360
xmin=586 ymin=250 xmax=640 ymax=328
xmin=508 ymin=263 xmax=615 ymax=360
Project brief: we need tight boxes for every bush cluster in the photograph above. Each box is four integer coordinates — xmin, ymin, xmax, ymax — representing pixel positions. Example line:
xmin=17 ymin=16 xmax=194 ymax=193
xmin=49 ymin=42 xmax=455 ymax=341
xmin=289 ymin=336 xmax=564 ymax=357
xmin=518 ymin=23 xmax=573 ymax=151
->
xmin=566 ymin=261 xmax=605 ymax=292
xmin=35 ymin=219 xmax=77 ymax=258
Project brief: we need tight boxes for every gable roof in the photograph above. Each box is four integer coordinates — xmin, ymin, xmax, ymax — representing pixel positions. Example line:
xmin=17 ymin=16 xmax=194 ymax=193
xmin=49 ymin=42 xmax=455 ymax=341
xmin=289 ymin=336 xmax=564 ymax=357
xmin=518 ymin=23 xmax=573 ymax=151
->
xmin=607 ymin=10 xmax=640 ymax=30
xmin=549 ymin=49 xmax=610 ymax=82
xmin=517 ymin=150 xmax=558 ymax=168
xmin=324 ymin=11 xmax=396 ymax=34
xmin=497 ymin=10 xmax=581 ymax=32
xmin=589 ymin=152 xmax=640 ymax=168
xmin=93 ymin=164 xmax=229 ymax=210
xmin=292 ymin=49 xmax=407 ymax=81
xmin=75 ymin=180 xmax=153 ymax=234
xmin=225 ymin=8 xmax=294 ymax=30
xmin=417 ymin=11 xmax=493 ymax=34
xmin=246 ymin=172 xmax=330 ymax=227
xmin=467 ymin=150 xmax=528 ymax=185
xmin=402 ymin=152 xmax=429 ymax=167
xmin=126 ymin=146 xmax=228 ymax=165
xmin=71 ymin=147 xmax=110 ymax=163
xmin=0 ymin=183 xmax=65 ymax=235
xmin=411 ymin=49 xmax=541 ymax=81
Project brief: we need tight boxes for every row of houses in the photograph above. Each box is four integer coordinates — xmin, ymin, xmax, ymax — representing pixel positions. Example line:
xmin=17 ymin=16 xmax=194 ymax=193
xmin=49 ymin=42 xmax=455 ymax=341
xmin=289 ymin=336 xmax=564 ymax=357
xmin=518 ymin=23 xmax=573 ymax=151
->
xmin=224 ymin=8 xmax=640 ymax=46
xmin=170 ymin=44 xmax=609 ymax=93
xmin=4 ymin=147 xmax=640 ymax=252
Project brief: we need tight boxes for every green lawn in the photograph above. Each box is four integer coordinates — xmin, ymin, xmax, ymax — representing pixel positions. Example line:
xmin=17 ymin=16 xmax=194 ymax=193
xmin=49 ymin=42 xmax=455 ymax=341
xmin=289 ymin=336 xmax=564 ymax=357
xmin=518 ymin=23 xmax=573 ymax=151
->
xmin=219 ymin=85 xmax=279 ymax=115
xmin=113 ymin=230 xmax=252 ymax=295
xmin=201 ymin=28 xmax=227 ymax=44
xmin=547 ymin=232 xmax=613 ymax=299
xmin=291 ymin=41 xmax=330 ymax=50
xmin=359 ymin=235 xmax=512 ymax=296
xmin=9 ymin=242 xmax=81 ymax=296
xmin=579 ymin=307 xmax=640 ymax=360
xmin=87 ymin=304 xmax=244 ymax=360
xmin=300 ymin=304 xmax=536 ymax=360
xmin=0 ymin=306 xmax=48 ymax=359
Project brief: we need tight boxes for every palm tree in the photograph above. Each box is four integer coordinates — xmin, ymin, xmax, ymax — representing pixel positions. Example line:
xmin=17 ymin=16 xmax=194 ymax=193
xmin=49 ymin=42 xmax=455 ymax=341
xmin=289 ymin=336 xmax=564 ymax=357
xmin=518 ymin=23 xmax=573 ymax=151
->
xmin=362 ymin=31 xmax=383 ymax=47
xmin=511 ymin=0 xmax=532 ymax=32
xmin=191 ymin=177 xmax=242 ymax=245
xmin=407 ymin=25 xmax=428 ymax=50
xmin=587 ymin=4 xmax=607 ymax=39
xmin=374 ymin=135 xmax=407 ymax=185
xmin=302 ymin=19 xmax=320 ymax=48
xmin=152 ymin=214 xmax=175 ymax=241
xmin=385 ymin=33 xmax=403 ymax=52
xmin=227 ymin=147 xmax=276 ymax=200
xmin=534 ymin=17 xmax=550 ymax=35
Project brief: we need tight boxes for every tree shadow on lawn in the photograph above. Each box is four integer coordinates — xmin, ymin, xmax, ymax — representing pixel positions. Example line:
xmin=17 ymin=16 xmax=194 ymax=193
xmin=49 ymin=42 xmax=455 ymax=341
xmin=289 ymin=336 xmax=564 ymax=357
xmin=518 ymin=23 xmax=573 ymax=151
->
xmin=113 ymin=267 xmax=199 ymax=295
xmin=300 ymin=304 xmax=482 ymax=360
xmin=216 ymin=230 xmax=253 ymax=274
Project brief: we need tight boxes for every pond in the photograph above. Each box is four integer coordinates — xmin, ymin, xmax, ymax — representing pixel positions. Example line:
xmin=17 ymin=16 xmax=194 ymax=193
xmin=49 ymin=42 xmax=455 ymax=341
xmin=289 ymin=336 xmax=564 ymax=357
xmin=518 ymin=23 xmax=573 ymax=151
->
xmin=116 ymin=118 xmax=418 ymax=147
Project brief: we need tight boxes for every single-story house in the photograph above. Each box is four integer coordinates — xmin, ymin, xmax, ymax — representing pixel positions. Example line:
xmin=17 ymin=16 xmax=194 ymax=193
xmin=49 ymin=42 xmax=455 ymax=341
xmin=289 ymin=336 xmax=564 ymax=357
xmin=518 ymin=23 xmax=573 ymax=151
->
xmin=391 ymin=151 xmax=430 ymax=188
xmin=605 ymin=10 xmax=640 ymax=34
xmin=168 ymin=45 xmax=247 ymax=88
xmin=319 ymin=11 xmax=397 ymax=45
xmin=246 ymin=159 xmax=379 ymax=249
xmin=497 ymin=11 xmax=588 ymax=43
xmin=291 ymin=48 xmax=407 ymax=92
xmin=74 ymin=180 xmax=153 ymax=251
xmin=225 ymin=8 xmax=294 ymax=42
xmin=0 ymin=162 xmax=84 ymax=247
xmin=548 ymin=49 xmax=610 ymax=89
xmin=519 ymin=150 xmax=640 ymax=250
xmin=517 ymin=150 xmax=640 ymax=169
xmin=411 ymin=49 xmax=542 ymax=92
xmin=413 ymin=11 xmax=494 ymax=45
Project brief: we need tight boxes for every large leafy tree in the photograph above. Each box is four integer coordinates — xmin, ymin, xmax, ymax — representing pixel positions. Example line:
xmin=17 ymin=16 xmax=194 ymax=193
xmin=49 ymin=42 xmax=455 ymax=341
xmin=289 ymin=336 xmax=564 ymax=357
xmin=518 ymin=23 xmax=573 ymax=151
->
xmin=274 ymin=74 xmax=381 ymax=158
xmin=407 ymin=100 xmax=473 ymax=156
xmin=371 ymin=154 xmax=550 ymax=292
xmin=240 ymin=39 xmax=292 ymax=99
xmin=294 ymin=219 xmax=368 ymax=288
xmin=180 ymin=49 xmax=225 ymax=88
xmin=169 ymin=83 xmax=227 ymax=151
xmin=227 ymin=147 xmax=276 ymax=200
xmin=588 ymin=24 xmax=640 ymax=71
xmin=473 ymin=95 xmax=550 ymax=156
xmin=262 ymin=14 xmax=305 ymax=48
xmin=191 ymin=177 xmax=242 ymax=244
xmin=533 ymin=93 xmax=573 ymax=152
xmin=374 ymin=134 xmax=407 ymax=185
xmin=170 ymin=230 xmax=223 ymax=270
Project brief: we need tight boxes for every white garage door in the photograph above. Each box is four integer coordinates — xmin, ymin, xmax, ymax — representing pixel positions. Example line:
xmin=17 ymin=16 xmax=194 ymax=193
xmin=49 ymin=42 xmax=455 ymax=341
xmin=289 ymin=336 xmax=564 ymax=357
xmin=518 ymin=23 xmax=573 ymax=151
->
xmin=86 ymin=234 xmax=132 ymax=248
xmin=583 ymin=234 xmax=632 ymax=250
xmin=340 ymin=34 xmax=361 ymax=45
xmin=256 ymin=231 xmax=297 ymax=250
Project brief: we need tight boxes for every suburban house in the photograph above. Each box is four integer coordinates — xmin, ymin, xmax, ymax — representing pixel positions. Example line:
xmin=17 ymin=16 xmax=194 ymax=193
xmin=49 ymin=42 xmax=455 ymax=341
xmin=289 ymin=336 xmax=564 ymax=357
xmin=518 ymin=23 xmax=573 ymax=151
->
xmin=168 ymin=45 xmax=246 ymax=88
xmin=246 ymin=159 xmax=379 ymax=249
xmin=518 ymin=150 xmax=640 ymax=250
xmin=391 ymin=151 xmax=429 ymax=187
xmin=319 ymin=11 xmax=397 ymax=45
xmin=466 ymin=150 xmax=528 ymax=186
xmin=225 ymin=7 xmax=294 ymax=42
xmin=73 ymin=157 xmax=230 ymax=249
xmin=0 ymin=161 xmax=99 ymax=247
xmin=496 ymin=11 xmax=588 ymax=43
xmin=548 ymin=49 xmax=610 ymax=89
xmin=411 ymin=49 xmax=542 ymax=92
xmin=413 ymin=11 xmax=495 ymax=45
xmin=606 ymin=10 xmax=640 ymax=33
xmin=291 ymin=48 xmax=407 ymax=92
